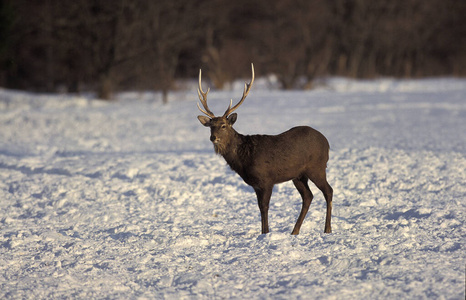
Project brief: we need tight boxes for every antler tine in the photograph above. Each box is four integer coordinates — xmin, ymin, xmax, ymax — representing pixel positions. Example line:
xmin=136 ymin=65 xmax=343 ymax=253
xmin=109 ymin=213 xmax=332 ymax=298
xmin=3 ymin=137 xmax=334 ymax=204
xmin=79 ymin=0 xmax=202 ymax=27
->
xmin=223 ymin=63 xmax=255 ymax=117
xmin=197 ymin=69 xmax=215 ymax=118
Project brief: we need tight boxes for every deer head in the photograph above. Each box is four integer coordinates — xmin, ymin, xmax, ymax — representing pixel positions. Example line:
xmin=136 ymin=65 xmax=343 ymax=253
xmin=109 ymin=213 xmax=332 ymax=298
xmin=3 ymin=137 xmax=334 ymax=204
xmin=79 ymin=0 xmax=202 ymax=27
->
xmin=197 ymin=64 xmax=255 ymax=154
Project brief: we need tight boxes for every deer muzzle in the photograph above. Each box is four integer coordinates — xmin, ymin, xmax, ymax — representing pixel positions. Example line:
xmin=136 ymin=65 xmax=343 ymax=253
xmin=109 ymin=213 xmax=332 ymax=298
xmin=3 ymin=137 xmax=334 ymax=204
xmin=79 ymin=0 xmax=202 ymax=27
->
xmin=210 ymin=135 xmax=218 ymax=143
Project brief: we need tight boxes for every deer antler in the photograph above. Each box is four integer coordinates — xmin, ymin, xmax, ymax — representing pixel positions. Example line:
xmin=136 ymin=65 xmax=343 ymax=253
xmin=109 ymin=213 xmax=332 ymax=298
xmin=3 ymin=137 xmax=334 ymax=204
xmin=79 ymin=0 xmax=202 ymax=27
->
xmin=197 ymin=69 xmax=215 ymax=118
xmin=223 ymin=63 xmax=255 ymax=117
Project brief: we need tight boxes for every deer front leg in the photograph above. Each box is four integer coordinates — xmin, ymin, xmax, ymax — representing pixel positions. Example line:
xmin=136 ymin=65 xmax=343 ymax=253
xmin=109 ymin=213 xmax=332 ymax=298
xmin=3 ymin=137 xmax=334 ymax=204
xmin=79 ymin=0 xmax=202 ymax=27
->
xmin=254 ymin=186 xmax=273 ymax=234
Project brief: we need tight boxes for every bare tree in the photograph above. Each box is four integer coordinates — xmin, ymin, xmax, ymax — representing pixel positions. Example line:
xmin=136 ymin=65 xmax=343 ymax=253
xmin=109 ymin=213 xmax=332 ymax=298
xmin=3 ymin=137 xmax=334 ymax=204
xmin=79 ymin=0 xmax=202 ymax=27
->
xmin=145 ymin=0 xmax=201 ymax=103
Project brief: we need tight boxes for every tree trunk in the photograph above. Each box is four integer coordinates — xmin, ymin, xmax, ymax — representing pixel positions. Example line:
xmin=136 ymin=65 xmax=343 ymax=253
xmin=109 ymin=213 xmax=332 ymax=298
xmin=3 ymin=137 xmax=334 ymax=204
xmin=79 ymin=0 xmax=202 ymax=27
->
xmin=98 ymin=75 xmax=113 ymax=100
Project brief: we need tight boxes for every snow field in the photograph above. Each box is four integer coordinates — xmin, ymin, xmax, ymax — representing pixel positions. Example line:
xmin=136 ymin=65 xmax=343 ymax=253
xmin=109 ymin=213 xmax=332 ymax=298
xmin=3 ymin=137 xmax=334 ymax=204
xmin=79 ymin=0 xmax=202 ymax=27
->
xmin=0 ymin=78 xmax=465 ymax=299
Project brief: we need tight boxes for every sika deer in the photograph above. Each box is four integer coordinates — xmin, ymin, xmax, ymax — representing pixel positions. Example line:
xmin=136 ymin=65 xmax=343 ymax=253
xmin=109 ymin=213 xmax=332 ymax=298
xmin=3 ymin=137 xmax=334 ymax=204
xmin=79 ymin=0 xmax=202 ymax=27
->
xmin=197 ymin=64 xmax=333 ymax=235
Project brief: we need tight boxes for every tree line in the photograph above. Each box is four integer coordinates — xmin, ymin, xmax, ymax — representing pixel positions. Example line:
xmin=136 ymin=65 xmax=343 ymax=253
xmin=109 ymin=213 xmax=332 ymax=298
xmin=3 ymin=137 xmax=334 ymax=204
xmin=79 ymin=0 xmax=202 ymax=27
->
xmin=1 ymin=0 xmax=465 ymax=101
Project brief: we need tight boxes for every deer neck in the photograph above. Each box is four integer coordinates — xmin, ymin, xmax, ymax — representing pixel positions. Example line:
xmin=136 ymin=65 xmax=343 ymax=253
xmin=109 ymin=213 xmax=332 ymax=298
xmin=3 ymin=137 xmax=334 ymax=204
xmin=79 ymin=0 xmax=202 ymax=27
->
xmin=216 ymin=130 xmax=241 ymax=157
xmin=219 ymin=131 xmax=252 ymax=175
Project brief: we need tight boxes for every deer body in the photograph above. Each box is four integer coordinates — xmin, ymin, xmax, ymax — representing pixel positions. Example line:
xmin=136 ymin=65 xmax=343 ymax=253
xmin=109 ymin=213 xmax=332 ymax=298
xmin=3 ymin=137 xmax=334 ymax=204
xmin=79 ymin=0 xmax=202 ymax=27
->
xmin=197 ymin=64 xmax=333 ymax=235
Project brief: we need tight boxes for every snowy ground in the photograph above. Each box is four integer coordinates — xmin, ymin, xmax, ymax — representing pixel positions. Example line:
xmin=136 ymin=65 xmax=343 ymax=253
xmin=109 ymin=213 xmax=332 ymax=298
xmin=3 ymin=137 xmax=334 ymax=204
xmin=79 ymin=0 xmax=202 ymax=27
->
xmin=0 ymin=77 xmax=465 ymax=299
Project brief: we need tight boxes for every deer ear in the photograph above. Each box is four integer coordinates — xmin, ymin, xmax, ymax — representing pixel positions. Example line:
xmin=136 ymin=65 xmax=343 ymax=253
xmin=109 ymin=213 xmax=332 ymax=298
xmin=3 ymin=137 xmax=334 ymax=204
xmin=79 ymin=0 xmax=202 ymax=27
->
xmin=198 ymin=115 xmax=211 ymax=127
xmin=227 ymin=113 xmax=237 ymax=125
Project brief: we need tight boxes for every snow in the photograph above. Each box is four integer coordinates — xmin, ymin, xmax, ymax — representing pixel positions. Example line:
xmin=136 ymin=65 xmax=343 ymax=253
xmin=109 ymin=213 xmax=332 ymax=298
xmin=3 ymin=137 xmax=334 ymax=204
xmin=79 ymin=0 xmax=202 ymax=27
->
xmin=0 ymin=77 xmax=465 ymax=299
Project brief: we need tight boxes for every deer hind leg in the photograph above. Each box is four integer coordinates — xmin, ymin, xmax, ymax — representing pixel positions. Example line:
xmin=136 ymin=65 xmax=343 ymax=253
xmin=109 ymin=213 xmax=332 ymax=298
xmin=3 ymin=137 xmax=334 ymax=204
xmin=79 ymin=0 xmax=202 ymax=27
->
xmin=254 ymin=186 xmax=273 ymax=234
xmin=291 ymin=176 xmax=314 ymax=235
xmin=307 ymin=170 xmax=333 ymax=233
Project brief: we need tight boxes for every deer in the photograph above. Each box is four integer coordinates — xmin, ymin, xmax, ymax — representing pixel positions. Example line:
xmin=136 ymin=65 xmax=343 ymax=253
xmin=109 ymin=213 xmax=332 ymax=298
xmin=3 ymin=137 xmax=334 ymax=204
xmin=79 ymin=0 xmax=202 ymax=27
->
xmin=197 ymin=63 xmax=333 ymax=235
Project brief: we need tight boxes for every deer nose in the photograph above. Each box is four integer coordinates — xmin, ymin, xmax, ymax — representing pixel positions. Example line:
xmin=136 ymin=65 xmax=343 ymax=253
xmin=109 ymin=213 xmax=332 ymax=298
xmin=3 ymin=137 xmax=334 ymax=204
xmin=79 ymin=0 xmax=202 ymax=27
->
xmin=210 ymin=135 xmax=217 ymax=142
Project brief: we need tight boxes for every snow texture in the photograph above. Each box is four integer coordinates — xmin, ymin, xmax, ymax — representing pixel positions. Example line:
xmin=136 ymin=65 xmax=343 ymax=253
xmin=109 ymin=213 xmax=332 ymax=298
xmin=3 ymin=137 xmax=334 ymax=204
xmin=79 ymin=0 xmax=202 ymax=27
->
xmin=0 ymin=77 xmax=465 ymax=299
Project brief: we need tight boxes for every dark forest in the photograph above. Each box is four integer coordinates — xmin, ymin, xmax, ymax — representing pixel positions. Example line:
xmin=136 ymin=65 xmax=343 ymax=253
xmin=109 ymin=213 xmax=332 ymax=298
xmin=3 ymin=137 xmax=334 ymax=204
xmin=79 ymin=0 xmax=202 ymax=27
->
xmin=1 ymin=0 xmax=465 ymax=100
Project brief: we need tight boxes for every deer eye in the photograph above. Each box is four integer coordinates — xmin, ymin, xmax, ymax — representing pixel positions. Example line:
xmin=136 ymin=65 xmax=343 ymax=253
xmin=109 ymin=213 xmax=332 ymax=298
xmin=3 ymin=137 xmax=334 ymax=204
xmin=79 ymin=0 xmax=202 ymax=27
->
xmin=221 ymin=124 xmax=227 ymax=129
